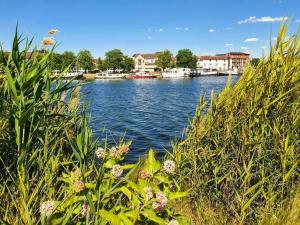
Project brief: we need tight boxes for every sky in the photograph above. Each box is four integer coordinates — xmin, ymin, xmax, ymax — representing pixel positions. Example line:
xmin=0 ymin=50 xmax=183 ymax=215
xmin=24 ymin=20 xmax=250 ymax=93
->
xmin=0 ymin=0 xmax=299 ymax=58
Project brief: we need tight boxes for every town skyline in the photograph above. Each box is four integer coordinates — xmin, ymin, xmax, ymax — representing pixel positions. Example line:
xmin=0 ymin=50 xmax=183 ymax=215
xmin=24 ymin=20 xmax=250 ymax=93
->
xmin=1 ymin=0 xmax=300 ymax=58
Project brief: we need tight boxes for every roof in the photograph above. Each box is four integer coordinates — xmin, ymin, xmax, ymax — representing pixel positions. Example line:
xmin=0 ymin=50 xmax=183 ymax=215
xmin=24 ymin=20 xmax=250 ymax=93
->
xmin=133 ymin=52 xmax=161 ymax=59
xmin=198 ymin=55 xmax=227 ymax=60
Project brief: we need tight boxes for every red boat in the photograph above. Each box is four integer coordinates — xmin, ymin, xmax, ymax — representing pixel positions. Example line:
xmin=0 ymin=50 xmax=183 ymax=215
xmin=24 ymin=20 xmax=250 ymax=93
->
xmin=129 ymin=72 xmax=157 ymax=79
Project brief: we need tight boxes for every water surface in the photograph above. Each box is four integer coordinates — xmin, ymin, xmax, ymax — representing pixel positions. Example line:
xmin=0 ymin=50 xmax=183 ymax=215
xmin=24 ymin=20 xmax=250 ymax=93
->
xmin=81 ymin=76 xmax=238 ymax=162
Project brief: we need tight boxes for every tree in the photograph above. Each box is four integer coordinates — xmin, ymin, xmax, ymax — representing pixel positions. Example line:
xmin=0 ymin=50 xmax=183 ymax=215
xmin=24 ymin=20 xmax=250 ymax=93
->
xmin=250 ymin=58 xmax=260 ymax=67
xmin=77 ymin=50 xmax=94 ymax=72
xmin=122 ymin=56 xmax=135 ymax=72
xmin=176 ymin=49 xmax=197 ymax=69
xmin=156 ymin=50 xmax=173 ymax=71
xmin=50 ymin=53 xmax=63 ymax=71
xmin=104 ymin=49 xmax=124 ymax=71
xmin=96 ymin=57 xmax=104 ymax=71
xmin=61 ymin=51 xmax=76 ymax=70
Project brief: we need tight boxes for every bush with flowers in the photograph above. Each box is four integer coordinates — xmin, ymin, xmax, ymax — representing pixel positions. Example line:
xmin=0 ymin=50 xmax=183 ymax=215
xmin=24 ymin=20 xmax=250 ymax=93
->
xmin=0 ymin=28 xmax=188 ymax=224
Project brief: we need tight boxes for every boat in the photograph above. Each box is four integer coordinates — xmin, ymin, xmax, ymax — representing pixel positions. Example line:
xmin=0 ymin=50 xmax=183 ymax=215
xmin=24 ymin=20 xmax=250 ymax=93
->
xmin=129 ymin=71 xmax=157 ymax=79
xmin=162 ymin=68 xmax=191 ymax=78
xmin=95 ymin=71 xmax=126 ymax=79
xmin=200 ymin=69 xmax=218 ymax=76
xmin=190 ymin=70 xmax=201 ymax=77
xmin=60 ymin=71 xmax=84 ymax=79
xmin=218 ymin=69 xmax=239 ymax=76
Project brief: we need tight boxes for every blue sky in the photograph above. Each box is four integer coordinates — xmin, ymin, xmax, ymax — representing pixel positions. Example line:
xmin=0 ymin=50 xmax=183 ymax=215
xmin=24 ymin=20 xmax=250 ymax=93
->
xmin=0 ymin=0 xmax=299 ymax=57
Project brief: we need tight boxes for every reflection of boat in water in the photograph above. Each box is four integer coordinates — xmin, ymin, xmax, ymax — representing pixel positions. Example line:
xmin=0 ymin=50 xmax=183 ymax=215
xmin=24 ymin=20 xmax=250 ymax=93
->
xmin=95 ymin=71 xmax=126 ymax=79
xmin=162 ymin=68 xmax=191 ymax=78
xmin=129 ymin=71 xmax=157 ymax=79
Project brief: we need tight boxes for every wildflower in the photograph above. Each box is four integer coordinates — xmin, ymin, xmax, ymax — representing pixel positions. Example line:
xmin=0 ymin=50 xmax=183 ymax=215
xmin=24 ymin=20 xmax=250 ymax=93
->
xmin=42 ymin=37 xmax=55 ymax=46
xmin=119 ymin=144 xmax=130 ymax=154
xmin=156 ymin=192 xmax=168 ymax=207
xmin=143 ymin=187 xmax=153 ymax=200
xmin=81 ymin=203 xmax=90 ymax=217
xmin=96 ymin=147 xmax=105 ymax=159
xmin=112 ymin=164 xmax=123 ymax=178
xmin=168 ymin=220 xmax=179 ymax=225
xmin=48 ymin=29 xmax=59 ymax=35
xmin=163 ymin=160 xmax=176 ymax=174
xmin=74 ymin=180 xmax=84 ymax=193
xmin=140 ymin=169 xmax=151 ymax=179
xmin=40 ymin=200 xmax=55 ymax=216
xmin=110 ymin=147 xmax=121 ymax=158
xmin=152 ymin=192 xmax=168 ymax=211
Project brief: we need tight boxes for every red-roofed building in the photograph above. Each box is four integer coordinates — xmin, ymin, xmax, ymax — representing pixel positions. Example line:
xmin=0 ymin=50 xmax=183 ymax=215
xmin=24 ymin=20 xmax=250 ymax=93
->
xmin=197 ymin=52 xmax=250 ymax=72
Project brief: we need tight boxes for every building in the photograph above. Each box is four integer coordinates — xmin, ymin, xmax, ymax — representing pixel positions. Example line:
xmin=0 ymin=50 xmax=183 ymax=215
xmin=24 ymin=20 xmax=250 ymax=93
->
xmin=197 ymin=52 xmax=250 ymax=72
xmin=132 ymin=52 xmax=161 ymax=72
xmin=197 ymin=55 xmax=228 ymax=71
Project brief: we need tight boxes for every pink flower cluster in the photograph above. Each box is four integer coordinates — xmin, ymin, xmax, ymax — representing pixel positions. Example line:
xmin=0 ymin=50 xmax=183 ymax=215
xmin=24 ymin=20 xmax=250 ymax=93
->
xmin=143 ymin=187 xmax=153 ymax=200
xmin=110 ymin=145 xmax=130 ymax=159
xmin=112 ymin=164 xmax=123 ymax=178
xmin=140 ymin=170 xmax=151 ymax=179
xmin=74 ymin=180 xmax=84 ymax=193
xmin=96 ymin=147 xmax=105 ymax=159
xmin=152 ymin=192 xmax=168 ymax=211
xmin=40 ymin=200 xmax=55 ymax=216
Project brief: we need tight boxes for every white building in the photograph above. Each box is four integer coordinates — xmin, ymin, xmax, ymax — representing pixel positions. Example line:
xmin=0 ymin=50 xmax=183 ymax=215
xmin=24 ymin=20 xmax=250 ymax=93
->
xmin=197 ymin=52 xmax=250 ymax=72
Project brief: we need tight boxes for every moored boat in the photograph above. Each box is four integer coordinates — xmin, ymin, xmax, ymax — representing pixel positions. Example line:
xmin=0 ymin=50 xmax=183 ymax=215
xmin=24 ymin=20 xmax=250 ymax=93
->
xmin=162 ymin=68 xmax=191 ymax=78
xmin=95 ymin=71 xmax=126 ymax=79
xmin=200 ymin=69 xmax=218 ymax=76
xmin=129 ymin=71 xmax=157 ymax=79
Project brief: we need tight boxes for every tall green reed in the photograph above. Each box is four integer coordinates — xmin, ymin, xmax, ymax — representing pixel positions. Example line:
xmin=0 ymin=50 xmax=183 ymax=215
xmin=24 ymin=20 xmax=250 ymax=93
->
xmin=172 ymin=24 xmax=300 ymax=224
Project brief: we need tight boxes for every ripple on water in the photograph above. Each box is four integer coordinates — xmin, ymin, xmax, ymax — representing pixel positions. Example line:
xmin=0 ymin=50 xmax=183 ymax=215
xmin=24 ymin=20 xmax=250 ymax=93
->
xmin=81 ymin=76 xmax=238 ymax=163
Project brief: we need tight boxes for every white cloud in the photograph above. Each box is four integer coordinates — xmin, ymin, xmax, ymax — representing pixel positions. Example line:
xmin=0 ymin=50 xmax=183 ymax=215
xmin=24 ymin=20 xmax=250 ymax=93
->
xmin=296 ymin=19 xmax=300 ymax=23
xmin=209 ymin=29 xmax=215 ymax=33
xmin=241 ymin=46 xmax=249 ymax=50
xmin=225 ymin=43 xmax=233 ymax=46
xmin=261 ymin=46 xmax=267 ymax=49
xmin=245 ymin=38 xmax=259 ymax=42
xmin=147 ymin=36 xmax=152 ymax=40
xmin=238 ymin=16 xmax=288 ymax=24
xmin=176 ymin=27 xmax=189 ymax=31
xmin=156 ymin=28 xmax=164 ymax=32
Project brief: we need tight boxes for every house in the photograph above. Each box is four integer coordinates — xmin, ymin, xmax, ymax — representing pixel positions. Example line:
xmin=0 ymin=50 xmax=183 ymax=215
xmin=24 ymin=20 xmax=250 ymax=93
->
xmin=197 ymin=52 xmax=250 ymax=72
xmin=132 ymin=52 xmax=161 ymax=72
xmin=197 ymin=55 xmax=228 ymax=71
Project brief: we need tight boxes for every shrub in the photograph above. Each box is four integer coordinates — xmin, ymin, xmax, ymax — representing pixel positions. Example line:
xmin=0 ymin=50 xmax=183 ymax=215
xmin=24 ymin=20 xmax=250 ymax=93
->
xmin=172 ymin=24 xmax=300 ymax=224
xmin=0 ymin=29 xmax=188 ymax=224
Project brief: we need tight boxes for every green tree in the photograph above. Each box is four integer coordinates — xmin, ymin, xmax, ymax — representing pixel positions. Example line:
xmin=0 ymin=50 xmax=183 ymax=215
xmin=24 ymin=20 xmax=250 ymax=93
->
xmin=50 ymin=53 xmax=63 ymax=71
xmin=250 ymin=58 xmax=260 ymax=67
xmin=61 ymin=51 xmax=76 ymax=70
xmin=176 ymin=49 xmax=197 ymax=69
xmin=96 ymin=57 xmax=104 ymax=71
xmin=104 ymin=49 xmax=124 ymax=71
xmin=77 ymin=50 xmax=94 ymax=72
xmin=122 ymin=56 xmax=135 ymax=72
xmin=156 ymin=50 xmax=173 ymax=71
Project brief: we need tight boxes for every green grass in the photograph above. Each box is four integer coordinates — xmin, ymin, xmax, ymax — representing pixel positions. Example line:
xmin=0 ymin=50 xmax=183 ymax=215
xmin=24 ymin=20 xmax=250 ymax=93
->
xmin=171 ymin=24 xmax=300 ymax=224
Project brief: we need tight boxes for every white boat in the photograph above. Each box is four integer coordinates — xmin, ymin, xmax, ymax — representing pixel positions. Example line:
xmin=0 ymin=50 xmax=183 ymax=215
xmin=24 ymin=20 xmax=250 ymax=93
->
xmin=95 ymin=71 xmax=125 ymax=79
xmin=162 ymin=68 xmax=191 ymax=78
xmin=200 ymin=69 xmax=218 ymax=76
xmin=218 ymin=69 xmax=239 ymax=76
xmin=61 ymin=71 xmax=84 ymax=79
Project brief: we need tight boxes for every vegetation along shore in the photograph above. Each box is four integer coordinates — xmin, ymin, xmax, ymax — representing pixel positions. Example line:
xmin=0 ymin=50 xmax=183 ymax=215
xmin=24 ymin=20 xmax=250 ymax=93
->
xmin=0 ymin=24 xmax=299 ymax=225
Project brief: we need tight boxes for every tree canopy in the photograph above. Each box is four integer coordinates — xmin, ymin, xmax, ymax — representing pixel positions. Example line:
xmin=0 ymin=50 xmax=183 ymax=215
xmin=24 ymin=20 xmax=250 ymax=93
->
xmin=176 ymin=49 xmax=197 ymax=69
xmin=104 ymin=49 xmax=124 ymax=71
xmin=121 ymin=56 xmax=135 ymax=72
xmin=250 ymin=58 xmax=260 ymax=67
xmin=77 ymin=50 xmax=94 ymax=72
xmin=61 ymin=51 xmax=76 ymax=70
xmin=156 ymin=50 xmax=173 ymax=70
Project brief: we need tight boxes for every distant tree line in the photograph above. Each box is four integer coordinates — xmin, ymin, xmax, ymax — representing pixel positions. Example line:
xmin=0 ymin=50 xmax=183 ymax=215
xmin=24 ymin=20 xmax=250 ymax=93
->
xmin=1 ymin=48 xmax=199 ymax=73
xmin=156 ymin=49 xmax=197 ymax=70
